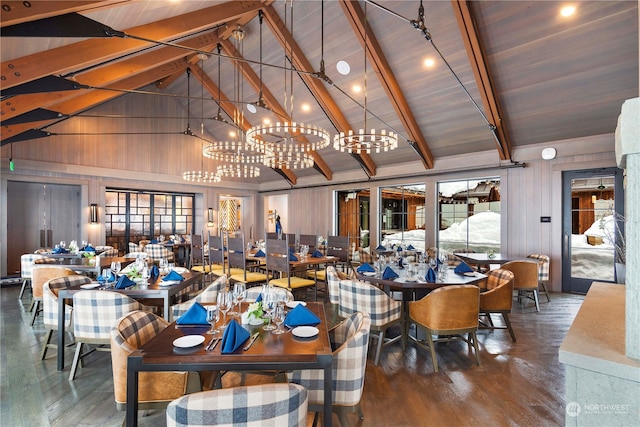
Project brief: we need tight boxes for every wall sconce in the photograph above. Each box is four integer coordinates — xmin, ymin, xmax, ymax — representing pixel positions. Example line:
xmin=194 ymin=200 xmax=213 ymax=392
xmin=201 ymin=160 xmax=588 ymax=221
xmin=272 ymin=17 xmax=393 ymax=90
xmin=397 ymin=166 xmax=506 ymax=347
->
xmin=90 ymin=203 xmax=98 ymax=223
xmin=207 ymin=208 xmax=214 ymax=226
xmin=591 ymin=194 xmax=597 ymax=204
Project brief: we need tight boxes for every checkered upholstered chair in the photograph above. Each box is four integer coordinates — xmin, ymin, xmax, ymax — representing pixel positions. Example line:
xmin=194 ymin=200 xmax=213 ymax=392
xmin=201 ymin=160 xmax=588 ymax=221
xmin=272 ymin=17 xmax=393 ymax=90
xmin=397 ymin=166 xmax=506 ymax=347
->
xmin=31 ymin=266 xmax=76 ymax=326
xmin=502 ymin=260 xmax=541 ymax=311
xmin=100 ymin=247 xmax=119 ymax=258
xmin=244 ymin=286 xmax=294 ymax=303
xmin=288 ymin=312 xmax=371 ymax=427
xmin=144 ymin=243 xmax=175 ymax=262
xmin=171 ymin=275 xmax=228 ymax=321
xmin=527 ymin=254 xmax=551 ymax=302
xmin=70 ymin=290 xmax=148 ymax=381
xmin=40 ymin=274 xmax=92 ymax=360
xmin=128 ymin=242 xmax=142 ymax=253
xmin=409 ymin=285 xmax=481 ymax=372
xmin=338 ymin=278 xmax=402 ymax=366
xmin=479 ymin=269 xmax=516 ymax=342
xmin=19 ymin=253 xmax=50 ymax=299
xmin=166 ymin=383 xmax=308 ymax=427
xmin=111 ymin=310 xmax=201 ymax=421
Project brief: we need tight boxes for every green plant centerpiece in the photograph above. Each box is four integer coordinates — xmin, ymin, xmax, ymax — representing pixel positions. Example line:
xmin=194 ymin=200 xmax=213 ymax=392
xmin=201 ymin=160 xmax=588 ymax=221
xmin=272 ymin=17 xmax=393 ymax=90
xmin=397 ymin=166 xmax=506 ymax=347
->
xmin=247 ymin=301 xmax=264 ymax=321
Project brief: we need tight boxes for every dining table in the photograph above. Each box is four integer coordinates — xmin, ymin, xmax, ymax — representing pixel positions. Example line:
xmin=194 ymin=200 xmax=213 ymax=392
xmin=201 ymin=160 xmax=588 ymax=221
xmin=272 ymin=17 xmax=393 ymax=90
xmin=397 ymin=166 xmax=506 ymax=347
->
xmin=125 ymin=301 xmax=334 ymax=427
xmin=48 ymin=255 xmax=134 ymax=276
xmin=454 ymin=252 xmax=519 ymax=271
xmin=56 ymin=271 xmax=204 ymax=371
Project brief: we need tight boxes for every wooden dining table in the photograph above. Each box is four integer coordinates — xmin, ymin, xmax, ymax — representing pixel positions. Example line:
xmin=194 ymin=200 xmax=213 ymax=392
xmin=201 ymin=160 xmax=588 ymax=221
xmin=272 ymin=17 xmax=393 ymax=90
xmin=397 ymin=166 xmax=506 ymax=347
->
xmin=49 ymin=255 xmax=134 ymax=276
xmin=454 ymin=252 xmax=519 ymax=271
xmin=125 ymin=301 xmax=334 ymax=426
xmin=56 ymin=271 xmax=203 ymax=371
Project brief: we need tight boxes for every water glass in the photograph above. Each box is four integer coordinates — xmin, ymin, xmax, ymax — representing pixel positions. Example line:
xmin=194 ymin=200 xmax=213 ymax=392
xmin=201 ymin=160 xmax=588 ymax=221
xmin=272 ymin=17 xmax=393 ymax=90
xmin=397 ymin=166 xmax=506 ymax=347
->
xmin=110 ymin=261 xmax=121 ymax=278
xmin=159 ymin=258 xmax=168 ymax=273
xmin=101 ymin=268 xmax=112 ymax=288
xmin=206 ymin=306 xmax=219 ymax=335
xmin=271 ymin=304 xmax=286 ymax=335
xmin=216 ymin=290 xmax=232 ymax=332
xmin=230 ymin=282 xmax=246 ymax=316
xmin=262 ymin=287 xmax=277 ymax=331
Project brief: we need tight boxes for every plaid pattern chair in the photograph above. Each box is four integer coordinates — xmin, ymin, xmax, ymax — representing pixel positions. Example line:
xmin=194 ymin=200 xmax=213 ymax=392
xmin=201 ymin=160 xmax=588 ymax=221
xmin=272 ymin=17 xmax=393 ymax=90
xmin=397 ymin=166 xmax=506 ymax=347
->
xmin=166 ymin=383 xmax=308 ymax=427
xmin=527 ymin=254 xmax=551 ymax=302
xmin=144 ymin=243 xmax=175 ymax=262
xmin=338 ymin=278 xmax=402 ymax=366
xmin=111 ymin=310 xmax=201 ymax=417
xmin=31 ymin=266 xmax=76 ymax=326
xmin=128 ymin=242 xmax=142 ymax=253
xmin=171 ymin=275 xmax=228 ymax=321
xmin=409 ymin=285 xmax=481 ymax=372
xmin=100 ymin=247 xmax=119 ymax=258
xmin=19 ymin=253 xmax=49 ymax=299
xmin=287 ymin=312 xmax=371 ymax=427
xmin=70 ymin=290 xmax=147 ymax=381
xmin=479 ymin=269 xmax=516 ymax=342
xmin=41 ymin=275 xmax=91 ymax=360
xmin=244 ymin=286 xmax=294 ymax=303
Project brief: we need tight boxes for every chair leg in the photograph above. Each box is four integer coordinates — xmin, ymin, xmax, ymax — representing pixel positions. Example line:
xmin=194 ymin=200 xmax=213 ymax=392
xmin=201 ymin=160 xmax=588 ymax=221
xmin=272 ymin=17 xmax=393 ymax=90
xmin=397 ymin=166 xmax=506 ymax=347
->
xmin=312 ymin=412 xmax=319 ymax=427
xmin=19 ymin=279 xmax=29 ymax=299
xmin=69 ymin=343 xmax=83 ymax=381
xmin=30 ymin=300 xmax=41 ymax=326
xmin=533 ymin=290 xmax=540 ymax=312
xmin=540 ymin=282 xmax=551 ymax=302
xmin=374 ymin=330 xmax=384 ymax=366
xmin=470 ymin=331 xmax=481 ymax=366
xmin=502 ymin=313 xmax=516 ymax=342
xmin=426 ymin=333 xmax=439 ymax=372
xmin=40 ymin=329 xmax=54 ymax=360
xmin=357 ymin=403 xmax=364 ymax=420
xmin=336 ymin=406 xmax=352 ymax=427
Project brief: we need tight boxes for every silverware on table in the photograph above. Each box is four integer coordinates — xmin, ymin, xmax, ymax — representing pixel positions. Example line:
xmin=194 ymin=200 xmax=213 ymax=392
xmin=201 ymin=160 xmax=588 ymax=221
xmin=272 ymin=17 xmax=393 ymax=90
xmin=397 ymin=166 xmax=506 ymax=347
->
xmin=206 ymin=337 xmax=220 ymax=351
xmin=243 ymin=331 xmax=260 ymax=351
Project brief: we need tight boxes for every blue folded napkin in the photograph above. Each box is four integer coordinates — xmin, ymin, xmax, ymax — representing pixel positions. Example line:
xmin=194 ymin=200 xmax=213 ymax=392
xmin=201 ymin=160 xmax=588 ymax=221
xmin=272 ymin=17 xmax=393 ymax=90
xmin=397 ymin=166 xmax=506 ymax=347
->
xmin=108 ymin=272 xmax=117 ymax=283
xmin=406 ymin=244 xmax=415 ymax=250
xmin=425 ymin=267 xmax=437 ymax=283
xmin=357 ymin=263 xmax=375 ymax=273
xmin=176 ymin=302 xmax=209 ymax=326
xmin=454 ymin=262 xmax=474 ymax=274
xmin=150 ymin=239 xmax=158 ymax=244
xmin=255 ymin=293 xmax=263 ymax=303
xmin=284 ymin=304 xmax=321 ymax=328
xmin=437 ymin=257 xmax=444 ymax=266
xmin=221 ymin=319 xmax=251 ymax=354
xmin=83 ymin=244 xmax=95 ymax=252
xmin=115 ymin=275 xmax=136 ymax=289
xmin=310 ymin=249 xmax=323 ymax=258
xmin=397 ymin=246 xmax=403 ymax=252
xmin=398 ymin=258 xmax=404 ymax=268
xmin=376 ymin=245 xmax=387 ymax=251
xmin=289 ymin=250 xmax=298 ymax=262
xmin=254 ymin=249 xmax=266 ymax=257
xmin=166 ymin=240 xmax=174 ymax=245
xmin=149 ymin=265 xmax=159 ymax=281
xmin=382 ymin=266 xmax=399 ymax=280
xmin=163 ymin=270 xmax=184 ymax=282
xmin=52 ymin=247 xmax=68 ymax=254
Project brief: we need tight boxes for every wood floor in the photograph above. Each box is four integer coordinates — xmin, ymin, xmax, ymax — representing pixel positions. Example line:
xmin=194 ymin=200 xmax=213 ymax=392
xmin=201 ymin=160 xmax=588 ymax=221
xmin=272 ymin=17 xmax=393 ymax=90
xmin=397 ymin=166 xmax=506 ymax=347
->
xmin=1 ymin=283 xmax=583 ymax=427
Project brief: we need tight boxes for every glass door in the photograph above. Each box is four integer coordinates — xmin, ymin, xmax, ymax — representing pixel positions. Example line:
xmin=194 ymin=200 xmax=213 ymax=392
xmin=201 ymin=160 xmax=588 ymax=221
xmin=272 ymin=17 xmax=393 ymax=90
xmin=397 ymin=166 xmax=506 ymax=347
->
xmin=562 ymin=167 xmax=624 ymax=294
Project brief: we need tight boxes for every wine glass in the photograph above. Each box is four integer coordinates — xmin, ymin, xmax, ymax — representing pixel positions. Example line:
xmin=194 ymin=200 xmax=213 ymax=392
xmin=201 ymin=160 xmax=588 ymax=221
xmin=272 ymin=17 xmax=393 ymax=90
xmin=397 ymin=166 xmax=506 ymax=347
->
xmin=110 ymin=261 xmax=121 ymax=278
xmin=60 ymin=240 xmax=66 ymax=249
xmin=271 ymin=303 xmax=286 ymax=335
xmin=206 ymin=306 xmax=219 ymax=335
xmin=159 ymin=258 xmax=168 ymax=274
xmin=262 ymin=287 xmax=277 ymax=331
xmin=158 ymin=235 xmax=165 ymax=243
xmin=216 ymin=290 xmax=232 ymax=332
xmin=231 ymin=282 xmax=246 ymax=316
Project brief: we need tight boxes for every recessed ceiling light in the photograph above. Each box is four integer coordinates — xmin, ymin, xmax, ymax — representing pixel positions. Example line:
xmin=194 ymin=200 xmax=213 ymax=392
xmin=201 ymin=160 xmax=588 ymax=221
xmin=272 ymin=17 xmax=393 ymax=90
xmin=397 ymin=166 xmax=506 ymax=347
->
xmin=352 ymin=84 xmax=362 ymax=93
xmin=560 ymin=5 xmax=576 ymax=17
xmin=424 ymin=58 xmax=435 ymax=68
xmin=246 ymin=103 xmax=257 ymax=114
xmin=301 ymin=103 xmax=311 ymax=112
xmin=263 ymin=118 xmax=271 ymax=125
xmin=229 ymin=130 xmax=236 ymax=138
xmin=337 ymin=60 xmax=351 ymax=75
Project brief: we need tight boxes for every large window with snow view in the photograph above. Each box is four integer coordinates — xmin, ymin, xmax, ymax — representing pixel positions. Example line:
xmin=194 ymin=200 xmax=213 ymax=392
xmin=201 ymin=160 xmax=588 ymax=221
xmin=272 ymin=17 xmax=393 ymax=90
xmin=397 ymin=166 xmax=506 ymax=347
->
xmin=378 ymin=184 xmax=426 ymax=251
xmin=436 ymin=178 xmax=501 ymax=255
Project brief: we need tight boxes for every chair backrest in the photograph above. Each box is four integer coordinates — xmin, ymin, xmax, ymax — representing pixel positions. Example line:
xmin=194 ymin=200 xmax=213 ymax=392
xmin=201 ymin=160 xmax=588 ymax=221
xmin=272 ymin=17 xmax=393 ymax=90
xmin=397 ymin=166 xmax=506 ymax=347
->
xmin=527 ymin=254 xmax=550 ymax=281
xmin=43 ymin=275 xmax=91 ymax=329
xmin=166 ymin=383 xmax=309 ymax=427
xmin=486 ymin=268 xmax=515 ymax=291
xmin=327 ymin=235 xmax=350 ymax=263
xmin=409 ymin=285 xmax=480 ymax=333
xmin=480 ymin=269 xmax=514 ymax=310
xmin=124 ymin=251 xmax=147 ymax=259
xmin=326 ymin=266 xmax=343 ymax=305
xmin=265 ymin=237 xmax=291 ymax=279
xmin=32 ymin=266 xmax=76 ymax=299
xmin=245 ymin=286 xmax=294 ymax=302
xmin=100 ymin=247 xmax=119 ymax=258
xmin=502 ymin=260 xmax=539 ymax=290
xmin=227 ymin=234 xmax=248 ymax=273
xmin=128 ymin=242 xmax=142 ymax=253
xmin=21 ymin=253 xmax=47 ymax=279
xmin=208 ymin=233 xmax=225 ymax=266
xmin=338 ymin=279 xmax=402 ymax=327
xmin=73 ymin=290 xmax=145 ymax=342
xmin=358 ymin=248 xmax=374 ymax=264
xmin=298 ymin=234 xmax=317 ymax=251
xmin=190 ymin=234 xmax=204 ymax=267
xmin=145 ymin=244 xmax=174 ymax=262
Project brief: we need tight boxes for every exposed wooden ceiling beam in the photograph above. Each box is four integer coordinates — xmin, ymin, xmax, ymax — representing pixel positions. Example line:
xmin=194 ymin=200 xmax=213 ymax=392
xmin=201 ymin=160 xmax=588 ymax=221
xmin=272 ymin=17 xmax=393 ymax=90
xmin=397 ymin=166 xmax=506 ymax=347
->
xmin=340 ymin=0 xmax=434 ymax=169
xmin=0 ymin=1 xmax=265 ymax=90
xmin=0 ymin=0 xmax=129 ymax=27
xmin=450 ymin=0 xmax=511 ymax=161
xmin=262 ymin=4 xmax=377 ymax=177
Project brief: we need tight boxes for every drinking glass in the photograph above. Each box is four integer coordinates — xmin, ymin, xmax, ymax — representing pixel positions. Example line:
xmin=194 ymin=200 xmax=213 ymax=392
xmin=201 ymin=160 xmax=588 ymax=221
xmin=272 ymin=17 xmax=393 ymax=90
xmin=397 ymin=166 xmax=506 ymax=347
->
xmin=159 ymin=258 xmax=168 ymax=274
xmin=216 ymin=290 xmax=232 ymax=332
xmin=60 ymin=240 xmax=66 ymax=249
xmin=99 ymin=268 xmax=110 ymax=288
xmin=262 ymin=287 xmax=277 ymax=331
xmin=271 ymin=303 xmax=286 ymax=335
xmin=158 ymin=235 xmax=165 ymax=243
xmin=110 ymin=261 xmax=121 ymax=278
xmin=230 ymin=282 xmax=246 ymax=316
xmin=206 ymin=306 xmax=219 ymax=335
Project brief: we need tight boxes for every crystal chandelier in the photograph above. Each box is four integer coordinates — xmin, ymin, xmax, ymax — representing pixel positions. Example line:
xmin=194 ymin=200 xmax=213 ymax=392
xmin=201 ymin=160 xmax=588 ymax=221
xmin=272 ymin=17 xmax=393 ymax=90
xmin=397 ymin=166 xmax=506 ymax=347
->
xmin=216 ymin=163 xmax=261 ymax=178
xmin=262 ymin=148 xmax=314 ymax=170
xmin=182 ymin=170 xmax=221 ymax=183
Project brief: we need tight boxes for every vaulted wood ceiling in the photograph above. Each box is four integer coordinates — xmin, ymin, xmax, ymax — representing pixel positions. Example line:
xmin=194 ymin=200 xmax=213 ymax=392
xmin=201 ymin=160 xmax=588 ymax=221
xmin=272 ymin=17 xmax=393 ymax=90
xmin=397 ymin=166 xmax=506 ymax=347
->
xmin=1 ymin=1 xmax=637 ymax=187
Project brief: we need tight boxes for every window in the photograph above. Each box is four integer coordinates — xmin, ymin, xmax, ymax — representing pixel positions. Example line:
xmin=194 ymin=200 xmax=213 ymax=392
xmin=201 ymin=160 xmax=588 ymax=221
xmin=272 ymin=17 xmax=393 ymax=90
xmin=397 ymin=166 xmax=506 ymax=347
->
xmin=335 ymin=189 xmax=370 ymax=250
xmin=105 ymin=189 xmax=194 ymax=253
xmin=378 ymin=184 xmax=426 ymax=250
xmin=437 ymin=178 xmax=500 ymax=254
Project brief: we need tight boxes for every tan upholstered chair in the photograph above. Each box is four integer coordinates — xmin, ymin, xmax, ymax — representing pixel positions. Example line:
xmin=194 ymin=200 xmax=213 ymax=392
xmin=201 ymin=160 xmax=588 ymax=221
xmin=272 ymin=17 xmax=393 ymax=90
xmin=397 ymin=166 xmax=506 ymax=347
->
xmin=30 ymin=266 xmax=76 ymax=326
xmin=502 ymin=260 xmax=541 ymax=311
xmin=527 ymin=254 xmax=551 ymax=302
xmin=408 ymin=285 xmax=481 ymax=372
xmin=479 ymin=269 xmax=516 ymax=342
xmin=111 ymin=310 xmax=200 ymax=422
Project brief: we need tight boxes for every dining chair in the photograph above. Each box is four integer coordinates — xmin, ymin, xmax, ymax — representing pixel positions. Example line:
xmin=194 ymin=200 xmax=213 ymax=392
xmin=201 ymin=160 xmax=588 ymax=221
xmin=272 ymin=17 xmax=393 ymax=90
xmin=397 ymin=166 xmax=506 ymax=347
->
xmin=266 ymin=236 xmax=316 ymax=299
xmin=502 ymin=260 xmax=541 ymax=311
xmin=206 ymin=233 xmax=230 ymax=278
xmin=100 ymin=247 xmax=119 ymax=258
xmin=287 ymin=311 xmax=371 ymax=427
xmin=19 ymin=253 xmax=49 ymax=300
xmin=70 ymin=290 xmax=148 ymax=381
xmin=326 ymin=235 xmax=353 ymax=274
xmin=188 ymin=234 xmax=208 ymax=275
xmin=30 ymin=266 xmax=76 ymax=326
xmin=527 ymin=254 xmax=551 ymax=302
xmin=338 ymin=278 xmax=403 ymax=366
xmin=170 ymin=274 xmax=228 ymax=321
xmin=408 ymin=284 xmax=481 ymax=372
xmin=111 ymin=310 xmax=201 ymax=424
xmin=166 ymin=383 xmax=308 ymax=427
xmin=40 ymin=274 xmax=91 ymax=360
xmin=479 ymin=269 xmax=516 ymax=342
xmin=144 ymin=243 xmax=175 ymax=262
xmin=228 ymin=233 xmax=269 ymax=287
xmin=128 ymin=242 xmax=142 ymax=253
xmin=244 ymin=286 xmax=294 ymax=302
xmin=299 ymin=233 xmax=317 ymax=251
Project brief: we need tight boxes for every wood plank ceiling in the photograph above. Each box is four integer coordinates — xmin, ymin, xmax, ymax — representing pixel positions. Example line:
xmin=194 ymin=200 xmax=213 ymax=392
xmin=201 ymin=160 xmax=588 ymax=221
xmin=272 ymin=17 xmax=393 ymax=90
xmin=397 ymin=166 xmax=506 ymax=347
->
xmin=1 ymin=1 xmax=638 ymax=187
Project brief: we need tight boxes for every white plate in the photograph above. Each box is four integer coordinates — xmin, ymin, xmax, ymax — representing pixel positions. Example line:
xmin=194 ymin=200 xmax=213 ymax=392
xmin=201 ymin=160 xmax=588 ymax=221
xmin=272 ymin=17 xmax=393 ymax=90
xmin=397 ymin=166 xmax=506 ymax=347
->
xmin=463 ymin=272 xmax=477 ymax=277
xmin=80 ymin=283 xmax=100 ymax=289
xmin=361 ymin=271 xmax=376 ymax=276
xmin=173 ymin=267 xmax=189 ymax=274
xmin=249 ymin=318 xmax=264 ymax=326
xmin=292 ymin=326 xmax=319 ymax=338
xmin=173 ymin=335 xmax=205 ymax=348
xmin=159 ymin=280 xmax=179 ymax=286
xmin=286 ymin=301 xmax=307 ymax=309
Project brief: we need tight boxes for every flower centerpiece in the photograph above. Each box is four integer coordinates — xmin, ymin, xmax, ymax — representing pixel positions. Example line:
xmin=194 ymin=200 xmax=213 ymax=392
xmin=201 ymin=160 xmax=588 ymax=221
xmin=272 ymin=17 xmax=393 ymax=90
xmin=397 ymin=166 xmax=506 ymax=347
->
xmin=247 ymin=301 xmax=264 ymax=322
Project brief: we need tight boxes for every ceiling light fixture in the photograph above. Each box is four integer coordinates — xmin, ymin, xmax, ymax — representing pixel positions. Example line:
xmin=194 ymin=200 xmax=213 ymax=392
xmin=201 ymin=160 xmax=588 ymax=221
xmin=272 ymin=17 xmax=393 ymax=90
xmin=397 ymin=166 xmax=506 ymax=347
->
xmin=334 ymin=2 xmax=398 ymax=154
xmin=262 ymin=149 xmax=314 ymax=170
xmin=216 ymin=163 xmax=261 ymax=178
xmin=247 ymin=11 xmax=269 ymax=114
